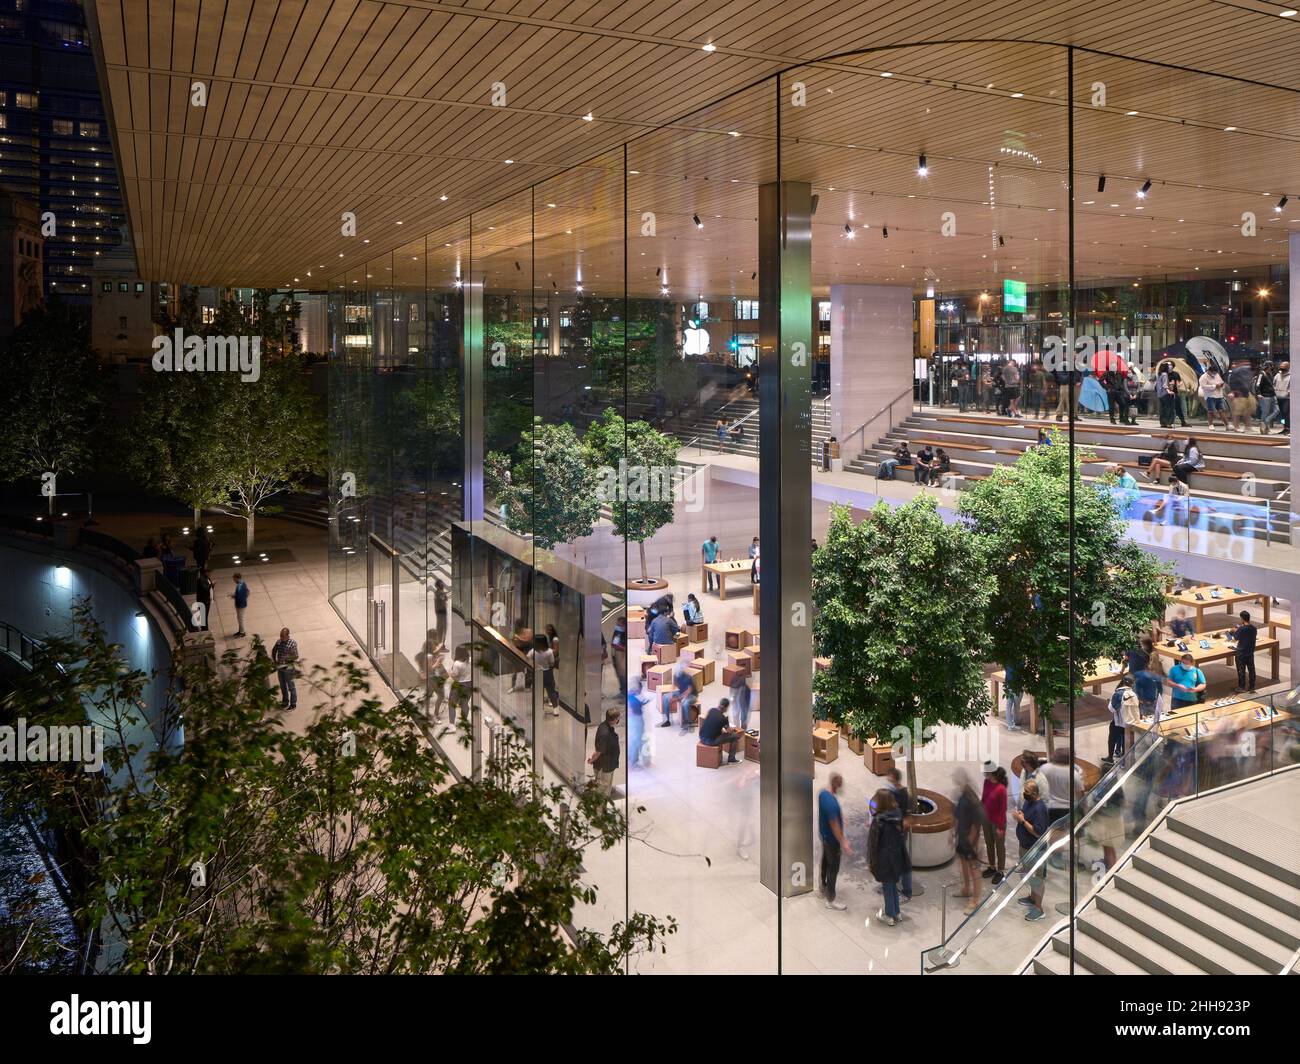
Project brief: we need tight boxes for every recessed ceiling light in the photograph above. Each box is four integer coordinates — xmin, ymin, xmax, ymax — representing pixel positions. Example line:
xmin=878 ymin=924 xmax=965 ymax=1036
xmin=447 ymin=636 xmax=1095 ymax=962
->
xmin=1125 ymin=110 xmax=1138 ymax=116
xmin=504 ymin=159 xmax=514 ymax=164
xmin=1224 ymin=126 xmax=1237 ymax=132
xmin=880 ymin=71 xmax=893 ymax=77
xmin=728 ymin=130 xmax=741 ymax=137
xmin=1010 ymin=92 xmax=1024 ymax=99
xmin=1281 ymin=9 xmax=1297 ymax=16
xmin=702 ymin=42 xmax=716 ymax=51
xmin=582 ymin=112 xmax=594 ymax=121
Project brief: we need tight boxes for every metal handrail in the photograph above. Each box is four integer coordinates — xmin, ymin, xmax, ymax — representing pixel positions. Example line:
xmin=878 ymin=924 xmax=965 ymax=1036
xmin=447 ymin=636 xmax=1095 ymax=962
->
xmin=841 ymin=385 xmax=915 ymax=456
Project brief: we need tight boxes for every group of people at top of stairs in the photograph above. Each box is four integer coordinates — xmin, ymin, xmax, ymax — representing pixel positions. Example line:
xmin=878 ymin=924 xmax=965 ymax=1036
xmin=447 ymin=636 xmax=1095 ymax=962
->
xmin=942 ymin=355 xmax=1289 ymax=435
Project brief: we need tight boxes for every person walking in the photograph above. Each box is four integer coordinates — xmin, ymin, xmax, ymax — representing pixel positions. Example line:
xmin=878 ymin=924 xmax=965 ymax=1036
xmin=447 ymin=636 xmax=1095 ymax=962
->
xmin=271 ymin=627 xmax=300 ymax=709
xmin=1276 ymin=361 xmax=1290 ymax=434
xmin=1199 ymin=364 xmax=1231 ymax=431
xmin=1013 ymin=778 xmax=1050 ymax=921
xmin=1232 ymin=610 xmax=1258 ymax=693
xmin=415 ymin=630 xmax=449 ymax=720
xmin=230 ymin=573 xmax=249 ymax=637
xmin=980 ymin=761 xmax=1008 ymax=885
xmin=952 ymin=768 xmax=989 ymax=914
xmin=1156 ymin=362 xmax=1175 ymax=427
xmin=818 ymin=773 xmax=851 ymax=911
xmin=701 ymin=535 xmax=720 ymax=592
xmin=589 ymin=706 xmax=621 ymax=795
xmin=195 ymin=566 xmax=214 ymax=631
xmin=868 ymin=788 xmax=908 ymax=926
xmin=1256 ymin=362 xmax=1279 ymax=433
xmin=1227 ymin=359 xmax=1257 ymax=433
xmin=1002 ymin=661 xmax=1023 ymax=731
xmin=1003 ymin=358 xmax=1022 ymax=417
xmin=610 ymin=615 xmax=628 ymax=695
xmin=529 ymin=634 xmax=559 ymax=713
xmin=1167 ymin=370 xmax=1189 ymax=427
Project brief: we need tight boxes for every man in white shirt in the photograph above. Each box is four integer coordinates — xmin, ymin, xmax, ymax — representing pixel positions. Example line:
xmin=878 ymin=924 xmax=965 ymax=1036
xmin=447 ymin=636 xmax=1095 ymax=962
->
xmin=1198 ymin=366 xmax=1230 ymax=431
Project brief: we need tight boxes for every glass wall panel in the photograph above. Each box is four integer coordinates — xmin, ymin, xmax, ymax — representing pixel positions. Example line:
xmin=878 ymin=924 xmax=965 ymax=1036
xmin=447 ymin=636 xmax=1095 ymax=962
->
xmin=623 ymin=82 xmax=776 ymax=973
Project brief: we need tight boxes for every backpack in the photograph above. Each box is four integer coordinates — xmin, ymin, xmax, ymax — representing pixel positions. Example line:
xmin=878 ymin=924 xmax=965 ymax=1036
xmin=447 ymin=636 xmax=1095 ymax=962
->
xmin=1116 ymin=687 xmax=1141 ymax=726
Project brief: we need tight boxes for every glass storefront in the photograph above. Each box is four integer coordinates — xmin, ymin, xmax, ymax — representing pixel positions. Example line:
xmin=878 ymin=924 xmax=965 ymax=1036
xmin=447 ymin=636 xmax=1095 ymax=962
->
xmin=328 ymin=43 xmax=1298 ymax=974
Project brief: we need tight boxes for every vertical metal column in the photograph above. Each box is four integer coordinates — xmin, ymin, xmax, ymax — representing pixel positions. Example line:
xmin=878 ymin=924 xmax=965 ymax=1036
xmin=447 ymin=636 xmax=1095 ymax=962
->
xmin=462 ymin=271 xmax=485 ymax=523
xmin=758 ymin=179 xmax=814 ymax=897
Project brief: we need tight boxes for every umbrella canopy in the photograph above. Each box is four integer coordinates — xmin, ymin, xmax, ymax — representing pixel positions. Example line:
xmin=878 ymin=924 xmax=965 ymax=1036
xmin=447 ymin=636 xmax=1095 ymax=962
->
xmin=1091 ymin=348 xmax=1130 ymax=376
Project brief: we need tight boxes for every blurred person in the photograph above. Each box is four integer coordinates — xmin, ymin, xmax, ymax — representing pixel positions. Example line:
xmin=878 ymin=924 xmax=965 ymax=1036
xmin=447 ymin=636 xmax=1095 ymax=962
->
xmin=195 ymin=566 xmax=214 ymax=632
xmin=626 ymin=675 xmax=651 ymax=768
xmin=610 ymin=614 xmax=628 ymax=696
xmin=1276 ymin=361 xmax=1290 ymax=434
xmin=1226 ymin=358 xmax=1257 ymax=433
xmin=1198 ymin=363 xmax=1231 ymax=431
xmin=446 ymin=645 xmax=471 ymax=726
xmin=729 ymin=671 xmax=752 ymax=731
xmin=1257 ymin=362 xmax=1279 ymax=433
xmin=672 ymin=658 xmax=697 ymax=731
xmin=818 ymin=772 xmax=851 ymax=911
xmin=952 ymin=768 xmax=989 ymax=914
xmin=868 ymin=788 xmax=908 ymax=926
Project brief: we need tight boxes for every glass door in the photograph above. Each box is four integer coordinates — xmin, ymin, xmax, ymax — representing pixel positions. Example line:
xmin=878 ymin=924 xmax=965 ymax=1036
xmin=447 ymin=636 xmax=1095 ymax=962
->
xmin=367 ymin=533 xmax=397 ymax=687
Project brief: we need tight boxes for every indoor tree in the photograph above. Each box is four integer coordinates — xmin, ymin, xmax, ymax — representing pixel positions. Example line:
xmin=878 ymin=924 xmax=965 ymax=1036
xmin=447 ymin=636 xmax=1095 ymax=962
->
xmin=583 ymin=408 xmax=680 ymax=584
xmin=959 ymin=437 xmax=1170 ymax=753
xmin=812 ymin=497 xmax=995 ymax=799
xmin=0 ymin=606 xmax=674 ymax=975
xmin=486 ymin=417 xmax=599 ymax=550
xmin=0 ymin=300 xmax=103 ymax=512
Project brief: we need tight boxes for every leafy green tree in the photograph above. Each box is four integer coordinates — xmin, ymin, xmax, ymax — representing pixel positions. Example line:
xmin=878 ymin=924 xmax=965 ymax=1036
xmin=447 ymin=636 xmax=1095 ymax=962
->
xmin=583 ymin=408 xmax=679 ymax=581
xmin=0 ymin=300 xmax=102 ymax=511
xmin=211 ymin=355 xmax=326 ymax=550
xmin=959 ymin=436 xmax=1170 ymax=752
xmin=486 ymin=417 xmax=599 ymax=550
xmin=812 ymin=497 xmax=995 ymax=797
xmin=0 ymin=607 xmax=673 ymax=974
xmin=127 ymin=371 xmax=230 ymax=525
xmin=253 ymin=288 xmax=301 ymax=356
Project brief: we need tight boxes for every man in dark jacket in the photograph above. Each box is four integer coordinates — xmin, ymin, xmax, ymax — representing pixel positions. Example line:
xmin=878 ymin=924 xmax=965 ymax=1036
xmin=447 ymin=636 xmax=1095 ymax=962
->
xmin=589 ymin=707 xmax=621 ymax=795
xmin=698 ymin=699 xmax=741 ymax=762
xmin=868 ymin=789 xmax=910 ymax=926
xmin=1232 ymin=610 xmax=1258 ymax=693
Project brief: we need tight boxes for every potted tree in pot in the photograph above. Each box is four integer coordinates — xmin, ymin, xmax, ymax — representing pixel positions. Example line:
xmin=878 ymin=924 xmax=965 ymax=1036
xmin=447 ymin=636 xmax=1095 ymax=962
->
xmin=812 ymin=498 xmax=995 ymax=865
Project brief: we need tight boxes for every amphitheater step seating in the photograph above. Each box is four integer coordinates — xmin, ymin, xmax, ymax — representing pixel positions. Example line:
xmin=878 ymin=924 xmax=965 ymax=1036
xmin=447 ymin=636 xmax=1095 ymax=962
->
xmin=849 ymin=410 xmax=1291 ymax=543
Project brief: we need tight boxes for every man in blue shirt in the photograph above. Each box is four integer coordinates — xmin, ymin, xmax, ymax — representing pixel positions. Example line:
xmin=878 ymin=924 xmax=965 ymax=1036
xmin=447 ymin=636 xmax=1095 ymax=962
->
xmin=1133 ymin=665 xmax=1164 ymax=725
xmin=1233 ymin=610 xmax=1258 ymax=693
xmin=231 ymin=573 xmax=249 ymax=637
xmin=701 ymin=536 xmax=720 ymax=592
xmin=818 ymin=773 xmax=851 ymax=911
xmin=1167 ymin=653 xmax=1206 ymax=710
xmin=646 ymin=610 xmax=680 ymax=654
xmin=1168 ymin=609 xmax=1196 ymax=639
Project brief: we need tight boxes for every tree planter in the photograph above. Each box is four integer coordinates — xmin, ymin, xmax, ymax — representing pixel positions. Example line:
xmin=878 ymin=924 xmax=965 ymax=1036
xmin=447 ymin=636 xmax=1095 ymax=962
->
xmin=909 ymin=788 xmax=957 ymax=867
xmin=626 ymin=577 xmax=669 ymax=610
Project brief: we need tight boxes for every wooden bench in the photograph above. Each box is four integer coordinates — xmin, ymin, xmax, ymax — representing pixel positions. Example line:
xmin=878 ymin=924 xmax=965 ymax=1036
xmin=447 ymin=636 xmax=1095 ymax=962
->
xmin=910 ymin=439 xmax=992 ymax=453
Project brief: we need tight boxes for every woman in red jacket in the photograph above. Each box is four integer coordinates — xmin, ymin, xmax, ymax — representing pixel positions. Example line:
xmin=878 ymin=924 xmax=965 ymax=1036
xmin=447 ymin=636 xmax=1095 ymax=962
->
xmin=981 ymin=762 xmax=1009 ymax=885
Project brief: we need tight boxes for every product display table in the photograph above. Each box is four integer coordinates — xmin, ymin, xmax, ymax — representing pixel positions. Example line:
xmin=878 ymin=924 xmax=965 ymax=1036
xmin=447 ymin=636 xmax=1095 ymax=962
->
xmin=1011 ymin=752 xmax=1101 ymax=794
xmin=989 ymin=659 xmax=1124 ymax=734
xmin=1151 ymin=627 xmax=1280 ymax=684
xmin=1166 ymin=584 xmax=1270 ymax=631
xmin=1134 ymin=697 xmax=1294 ymax=742
xmin=702 ymin=558 xmax=753 ymax=600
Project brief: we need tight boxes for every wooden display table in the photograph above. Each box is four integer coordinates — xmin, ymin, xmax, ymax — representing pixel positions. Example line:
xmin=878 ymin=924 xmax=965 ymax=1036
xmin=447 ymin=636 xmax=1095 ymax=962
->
xmin=813 ymin=726 xmax=839 ymax=764
xmin=1268 ymin=614 xmax=1290 ymax=639
xmin=703 ymin=558 xmax=753 ymax=599
xmin=989 ymin=658 xmax=1124 ymax=733
xmin=1135 ymin=697 xmax=1295 ymax=742
xmin=1166 ymin=584 xmax=1271 ymax=631
xmin=1151 ymin=627 xmax=1280 ymax=684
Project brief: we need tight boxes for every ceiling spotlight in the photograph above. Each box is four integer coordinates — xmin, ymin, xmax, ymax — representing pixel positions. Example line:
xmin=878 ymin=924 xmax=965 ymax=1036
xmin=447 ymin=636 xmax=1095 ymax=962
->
xmin=998 ymin=234 xmax=1005 ymax=247
xmin=1097 ymin=174 xmax=1106 ymax=192
xmin=655 ymin=266 xmax=662 ymax=277
xmin=882 ymin=226 xmax=889 ymax=238
xmin=660 ymin=286 xmax=669 ymax=294
xmin=576 ymin=284 xmax=584 ymax=292
xmin=810 ymin=194 xmax=820 ymax=215
xmin=582 ymin=112 xmax=594 ymax=121
xmin=1276 ymin=196 xmax=1288 ymax=212
xmin=692 ymin=214 xmax=703 ymax=228
xmin=702 ymin=42 xmax=716 ymax=51
xmin=1281 ymin=9 xmax=1297 ymax=16
xmin=917 ymin=153 xmax=928 ymax=177
xmin=514 ymin=261 xmax=521 ymax=271
xmin=844 ymin=223 xmax=855 ymax=238
xmin=1138 ymin=178 xmax=1152 ymax=198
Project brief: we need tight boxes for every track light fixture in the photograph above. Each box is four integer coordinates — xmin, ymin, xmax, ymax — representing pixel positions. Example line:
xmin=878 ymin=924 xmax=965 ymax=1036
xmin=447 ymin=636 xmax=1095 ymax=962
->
xmin=917 ymin=153 xmax=928 ymax=177
xmin=692 ymin=214 xmax=703 ymax=228
xmin=1098 ymin=174 xmax=1106 ymax=192
xmin=998 ymin=234 xmax=1005 ymax=247
xmin=882 ymin=226 xmax=889 ymax=239
xmin=1138 ymin=178 xmax=1152 ymax=198
xmin=810 ymin=194 xmax=820 ymax=215
xmin=1276 ymin=196 xmax=1288 ymax=212
xmin=844 ymin=223 xmax=855 ymax=238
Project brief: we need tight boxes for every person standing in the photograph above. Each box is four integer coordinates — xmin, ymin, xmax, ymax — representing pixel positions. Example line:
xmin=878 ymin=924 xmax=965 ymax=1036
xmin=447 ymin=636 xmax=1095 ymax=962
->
xmin=528 ymin=635 xmax=559 ymax=713
xmin=1167 ymin=651 xmax=1207 ymax=710
xmin=610 ymin=615 xmax=628 ymax=695
xmin=1256 ymin=362 xmax=1279 ymax=433
xmin=1013 ymin=778 xmax=1050 ymax=921
xmin=1227 ymin=359 xmax=1257 ymax=433
xmin=1026 ymin=358 xmax=1046 ymax=418
xmin=1003 ymin=358 xmax=1021 ymax=417
xmin=818 ymin=773 xmax=850 ymax=911
xmin=1105 ymin=677 xmax=1138 ymax=765
xmin=980 ymin=762 xmax=1008 ymax=885
xmin=953 ymin=768 xmax=989 ymax=915
xmin=271 ymin=627 xmax=300 ymax=709
xmin=884 ymin=767 xmax=914 ymax=902
xmin=1038 ymin=748 xmax=1083 ymax=829
xmin=1232 ymin=610 xmax=1258 ymax=693
xmin=230 ymin=573 xmax=249 ymax=637
xmin=433 ymin=580 xmax=449 ymax=643
xmin=1168 ymin=370 xmax=1189 ymax=427
xmin=1276 ymin=361 xmax=1290 ymax=434
xmin=1002 ymin=661 xmax=1023 ymax=732
xmin=729 ymin=670 xmax=751 ymax=731
xmin=1199 ymin=364 xmax=1230 ymax=431
xmin=191 ymin=526 xmax=212 ymax=572
xmin=1155 ymin=362 xmax=1174 ymax=427
xmin=446 ymin=646 xmax=471 ymax=725
xmin=589 ymin=707 xmax=621 ymax=795
xmin=195 ymin=566 xmax=214 ymax=631
xmin=701 ymin=535 xmax=720 ymax=592
xmin=868 ymin=789 xmax=908 ymax=926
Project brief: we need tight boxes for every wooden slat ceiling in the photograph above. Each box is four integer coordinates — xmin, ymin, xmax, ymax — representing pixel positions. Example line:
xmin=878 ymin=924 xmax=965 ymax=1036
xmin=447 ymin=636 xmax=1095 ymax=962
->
xmin=89 ymin=0 xmax=1300 ymax=292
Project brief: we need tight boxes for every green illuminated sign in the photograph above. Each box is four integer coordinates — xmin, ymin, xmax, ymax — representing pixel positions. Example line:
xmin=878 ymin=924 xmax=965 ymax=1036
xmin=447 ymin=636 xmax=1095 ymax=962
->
xmin=1003 ymin=279 xmax=1027 ymax=313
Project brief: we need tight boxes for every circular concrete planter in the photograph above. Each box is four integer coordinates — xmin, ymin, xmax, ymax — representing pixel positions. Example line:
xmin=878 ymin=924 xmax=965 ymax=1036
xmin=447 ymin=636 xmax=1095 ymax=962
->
xmin=909 ymin=788 xmax=957 ymax=868
xmin=626 ymin=577 xmax=669 ymax=609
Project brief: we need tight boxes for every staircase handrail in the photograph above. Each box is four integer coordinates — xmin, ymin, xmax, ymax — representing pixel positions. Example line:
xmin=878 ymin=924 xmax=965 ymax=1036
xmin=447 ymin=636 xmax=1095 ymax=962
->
xmin=841 ymin=386 xmax=915 ymax=456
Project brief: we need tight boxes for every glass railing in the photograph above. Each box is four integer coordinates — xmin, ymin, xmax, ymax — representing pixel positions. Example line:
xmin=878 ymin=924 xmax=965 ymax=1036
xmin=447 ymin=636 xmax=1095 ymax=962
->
xmin=1108 ymin=484 xmax=1294 ymax=566
xmin=921 ymin=689 xmax=1300 ymax=974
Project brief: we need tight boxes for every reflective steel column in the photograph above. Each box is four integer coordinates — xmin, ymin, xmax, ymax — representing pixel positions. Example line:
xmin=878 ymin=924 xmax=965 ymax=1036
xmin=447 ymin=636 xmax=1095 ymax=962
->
xmin=758 ymin=179 xmax=814 ymax=897
xmin=462 ymin=270 xmax=485 ymax=523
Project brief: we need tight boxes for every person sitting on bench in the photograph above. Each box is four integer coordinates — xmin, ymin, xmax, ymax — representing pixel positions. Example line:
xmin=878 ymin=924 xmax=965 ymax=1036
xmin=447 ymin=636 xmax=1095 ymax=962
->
xmin=878 ymin=441 xmax=911 ymax=481
xmin=1172 ymin=437 xmax=1205 ymax=484
xmin=914 ymin=445 xmax=935 ymax=486
xmin=682 ymin=594 xmax=704 ymax=626
xmin=699 ymin=698 xmax=742 ymax=763
xmin=1145 ymin=435 xmax=1182 ymax=483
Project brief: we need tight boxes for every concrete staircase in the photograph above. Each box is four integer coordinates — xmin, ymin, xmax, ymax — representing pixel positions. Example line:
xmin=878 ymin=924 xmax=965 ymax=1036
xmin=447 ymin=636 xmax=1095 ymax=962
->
xmin=1029 ymin=771 xmax=1300 ymax=975
xmin=850 ymin=410 xmax=1291 ymax=543
xmin=598 ymin=462 xmax=705 ymax=523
